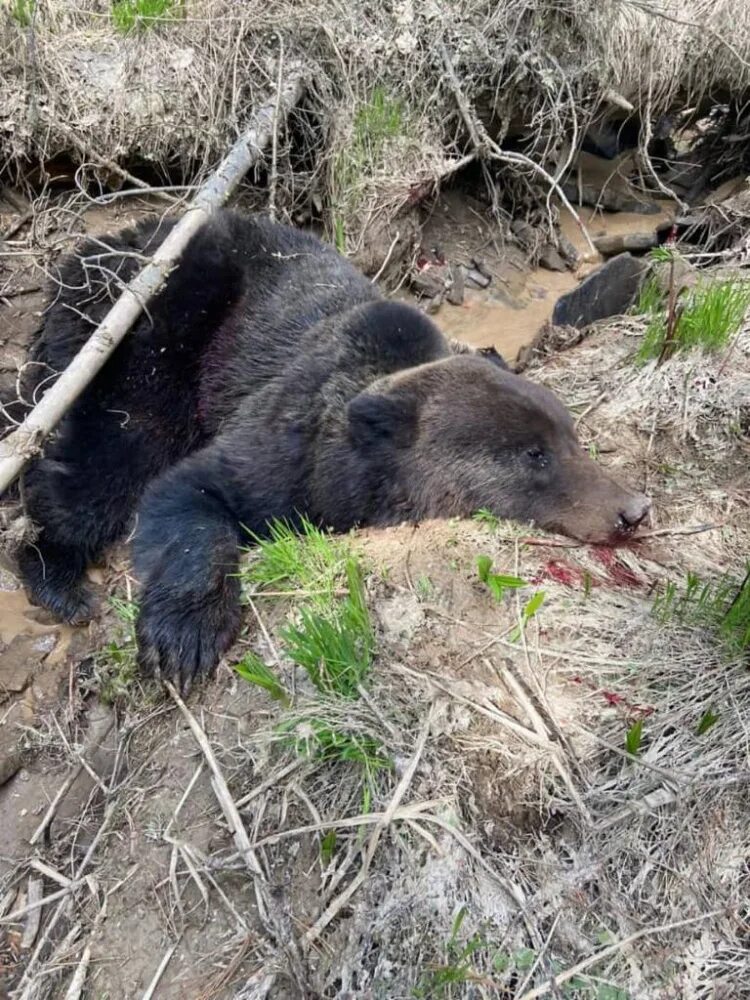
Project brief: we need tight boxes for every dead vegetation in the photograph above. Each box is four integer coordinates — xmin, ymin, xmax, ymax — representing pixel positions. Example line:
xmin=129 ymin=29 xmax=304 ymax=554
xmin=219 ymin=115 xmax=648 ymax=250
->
xmin=3 ymin=1 xmax=750 ymax=264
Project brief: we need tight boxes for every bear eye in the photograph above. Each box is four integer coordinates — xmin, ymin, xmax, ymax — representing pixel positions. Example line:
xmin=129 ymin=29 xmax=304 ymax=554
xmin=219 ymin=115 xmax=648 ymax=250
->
xmin=526 ymin=447 xmax=545 ymax=461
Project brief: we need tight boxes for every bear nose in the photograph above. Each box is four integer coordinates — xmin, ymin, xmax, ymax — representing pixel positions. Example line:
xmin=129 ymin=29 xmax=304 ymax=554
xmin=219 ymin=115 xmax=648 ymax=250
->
xmin=616 ymin=495 xmax=651 ymax=533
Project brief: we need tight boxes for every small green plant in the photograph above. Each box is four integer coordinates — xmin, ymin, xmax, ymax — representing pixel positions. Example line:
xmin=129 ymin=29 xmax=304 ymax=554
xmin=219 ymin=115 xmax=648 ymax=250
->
xmin=236 ymin=522 xmax=390 ymax=782
xmin=472 ymin=509 xmax=526 ymax=537
xmin=234 ymin=652 xmax=290 ymax=706
xmin=652 ymin=567 xmax=750 ymax=654
xmin=9 ymin=0 xmax=34 ymax=26
xmin=280 ymin=716 xmax=391 ymax=776
xmin=632 ymin=273 xmax=665 ymax=317
xmin=329 ymin=87 xmax=405 ymax=250
xmin=636 ymin=277 xmax=750 ymax=364
xmin=282 ymin=559 xmax=374 ymax=697
xmin=477 ymin=555 xmax=526 ymax=601
xmin=413 ymin=909 xmax=486 ymax=998
xmin=510 ymin=590 xmax=545 ymax=642
xmin=94 ymin=596 xmax=139 ymax=703
xmin=415 ymin=574 xmax=434 ymax=600
xmin=112 ymin=0 xmax=181 ymax=33
xmin=625 ymin=718 xmax=644 ymax=756
xmin=696 ymin=708 xmax=720 ymax=736
xmin=241 ymin=516 xmax=348 ymax=604
xmin=333 ymin=215 xmax=346 ymax=254
xmin=320 ymin=829 xmax=337 ymax=864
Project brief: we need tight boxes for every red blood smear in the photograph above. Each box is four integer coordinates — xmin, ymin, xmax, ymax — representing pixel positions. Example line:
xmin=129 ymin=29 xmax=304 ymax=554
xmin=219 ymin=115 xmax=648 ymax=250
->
xmin=532 ymin=560 xmax=587 ymax=588
xmin=592 ymin=547 xmax=642 ymax=588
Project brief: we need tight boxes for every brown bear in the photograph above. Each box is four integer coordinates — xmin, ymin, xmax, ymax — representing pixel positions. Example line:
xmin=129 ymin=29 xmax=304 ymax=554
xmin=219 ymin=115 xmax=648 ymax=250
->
xmin=13 ymin=210 xmax=650 ymax=691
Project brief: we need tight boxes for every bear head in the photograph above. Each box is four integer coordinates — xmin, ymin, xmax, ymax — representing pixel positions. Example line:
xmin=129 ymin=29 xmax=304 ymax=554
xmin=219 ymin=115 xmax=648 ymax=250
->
xmin=346 ymin=355 xmax=650 ymax=545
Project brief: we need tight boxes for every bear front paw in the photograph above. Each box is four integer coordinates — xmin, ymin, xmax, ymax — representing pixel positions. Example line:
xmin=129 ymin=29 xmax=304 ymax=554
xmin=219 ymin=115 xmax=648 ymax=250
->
xmin=135 ymin=583 xmax=241 ymax=694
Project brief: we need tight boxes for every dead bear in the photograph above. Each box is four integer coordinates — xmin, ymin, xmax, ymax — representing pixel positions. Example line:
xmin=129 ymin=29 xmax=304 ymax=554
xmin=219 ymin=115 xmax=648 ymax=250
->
xmin=14 ymin=210 xmax=650 ymax=690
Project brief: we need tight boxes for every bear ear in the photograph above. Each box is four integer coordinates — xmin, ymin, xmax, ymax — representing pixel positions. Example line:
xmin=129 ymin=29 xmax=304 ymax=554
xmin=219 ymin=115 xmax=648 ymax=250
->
xmin=347 ymin=390 xmax=418 ymax=450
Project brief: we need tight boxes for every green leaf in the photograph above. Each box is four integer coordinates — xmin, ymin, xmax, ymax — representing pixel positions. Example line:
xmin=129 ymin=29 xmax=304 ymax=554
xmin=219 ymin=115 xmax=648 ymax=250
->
xmin=596 ymin=986 xmax=630 ymax=1000
xmin=477 ymin=555 xmax=492 ymax=583
xmin=514 ymin=948 xmax=536 ymax=970
xmin=449 ymin=906 xmax=467 ymax=945
xmin=493 ymin=574 xmax=527 ymax=590
xmin=320 ymin=829 xmax=337 ymax=865
xmin=696 ymin=708 xmax=719 ymax=735
xmin=625 ymin=719 xmax=644 ymax=756
xmin=492 ymin=951 xmax=510 ymax=972
xmin=523 ymin=591 xmax=545 ymax=619
xmin=234 ymin=653 xmax=290 ymax=705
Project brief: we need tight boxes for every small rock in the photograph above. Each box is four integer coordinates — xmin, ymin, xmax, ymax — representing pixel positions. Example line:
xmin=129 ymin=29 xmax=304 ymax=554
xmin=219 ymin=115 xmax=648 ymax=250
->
xmin=594 ymin=226 xmax=672 ymax=257
xmin=538 ymin=246 xmax=568 ymax=272
xmin=470 ymin=257 xmax=492 ymax=278
xmin=411 ymin=261 xmax=449 ymax=299
xmin=425 ymin=292 xmax=444 ymax=314
xmin=558 ymin=235 xmax=580 ymax=266
xmin=552 ymin=253 xmax=647 ymax=329
xmin=510 ymin=218 xmax=538 ymax=249
xmin=466 ymin=268 xmax=490 ymax=289
xmin=446 ymin=264 xmax=465 ymax=305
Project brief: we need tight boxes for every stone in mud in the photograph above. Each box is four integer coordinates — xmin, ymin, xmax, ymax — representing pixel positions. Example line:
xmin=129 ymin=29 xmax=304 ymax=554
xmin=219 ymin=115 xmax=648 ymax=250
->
xmin=594 ymin=221 xmax=673 ymax=258
xmin=538 ymin=245 xmax=568 ymax=272
xmin=552 ymin=253 xmax=647 ymax=329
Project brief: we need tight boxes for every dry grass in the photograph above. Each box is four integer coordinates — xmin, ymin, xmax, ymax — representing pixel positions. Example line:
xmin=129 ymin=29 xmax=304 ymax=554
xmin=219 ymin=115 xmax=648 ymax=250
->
xmin=3 ymin=1 xmax=750 ymax=255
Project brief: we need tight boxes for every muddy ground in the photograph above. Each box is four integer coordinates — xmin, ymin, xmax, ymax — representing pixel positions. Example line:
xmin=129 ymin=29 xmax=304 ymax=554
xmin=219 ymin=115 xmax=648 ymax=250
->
xmin=1 ymin=156 xmax=749 ymax=999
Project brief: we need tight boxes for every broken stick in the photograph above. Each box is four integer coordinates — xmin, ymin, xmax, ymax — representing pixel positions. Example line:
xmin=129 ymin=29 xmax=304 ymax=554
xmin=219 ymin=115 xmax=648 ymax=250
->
xmin=0 ymin=73 xmax=304 ymax=496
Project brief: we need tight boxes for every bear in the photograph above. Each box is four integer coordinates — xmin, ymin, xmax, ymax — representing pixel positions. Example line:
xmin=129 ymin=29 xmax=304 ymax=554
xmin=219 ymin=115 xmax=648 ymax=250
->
xmin=12 ymin=210 xmax=650 ymax=691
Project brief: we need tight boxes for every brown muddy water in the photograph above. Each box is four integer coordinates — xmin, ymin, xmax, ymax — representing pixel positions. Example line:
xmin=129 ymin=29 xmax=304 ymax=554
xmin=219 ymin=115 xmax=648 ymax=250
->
xmin=410 ymin=170 xmax=674 ymax=363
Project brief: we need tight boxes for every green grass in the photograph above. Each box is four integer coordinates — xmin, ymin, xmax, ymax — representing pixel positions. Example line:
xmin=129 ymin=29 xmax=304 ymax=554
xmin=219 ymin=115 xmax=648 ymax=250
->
xmin=652 ymin=568 xmax=750 ymax=654
xmin=236 ymin=523 xmax=388 ymax=782
xmin=241 ymin=516 xmax=348 ymax=606
xmin=112 ymin=0 xmax=181 ymax=33
xmin=234 ymin=652 xmax=290 ymax=706
xmin=281 ymin=559 xmax=374 ymax=698
xmin=635 ymin=277 xmax=750 ymax=364
xmin=632 ymin=273 xmax=665 ymax=317
xmin=94 ymin=595 xmax=139 ymax=704
xmin=9 ymin=0 xmax=34 ymax=26
xmin=278 ymin=716 xmax=392 ymax=775
xmin=477 ymin=555 xmax=526 ymax=602
xmin=413 ymin=910 xmax=631 ymax=998
xmin=330 ymin=86 xmax=405 ymax=250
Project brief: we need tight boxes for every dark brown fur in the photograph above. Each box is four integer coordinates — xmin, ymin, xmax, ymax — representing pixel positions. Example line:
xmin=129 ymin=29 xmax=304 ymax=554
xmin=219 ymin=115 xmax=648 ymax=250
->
xmin=14 ymin=211 xmax=650 ymax=690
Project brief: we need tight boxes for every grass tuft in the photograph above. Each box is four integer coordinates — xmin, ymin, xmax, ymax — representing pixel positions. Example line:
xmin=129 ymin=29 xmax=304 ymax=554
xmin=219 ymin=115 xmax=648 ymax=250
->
xmin=330 ymin=87 xmax=405 ymax=251
xmin=93 ymin=595 xmax=139 ymax=704
xmin=9 ymin=0 xmax=34 ymax=26
xmin=234 ymin=651 xmax=290 ymax=705
xmin=632 ymin=273 xmax=664 ymax=317
xmin=241 ymin=515 xmax=348 ymax=605
xmin=652 ymin=567 xmax=750 ymax=654
xmin=282 ymin=558 xmax=373 ymax=698
xmin=636 ymin=277 xmax=750 ymax=364
xmin=278 ymin=716 xmax=392 ymax=775
xmin=112 ymin=0 xmax=181 ymax=33
xmin=236 ymin=522 xmax=388 ymax=783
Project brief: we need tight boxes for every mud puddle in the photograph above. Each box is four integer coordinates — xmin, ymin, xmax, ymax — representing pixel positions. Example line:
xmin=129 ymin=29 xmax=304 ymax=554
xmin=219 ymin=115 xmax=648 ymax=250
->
xmin=403 ymin=156 xmax=676 ymax=362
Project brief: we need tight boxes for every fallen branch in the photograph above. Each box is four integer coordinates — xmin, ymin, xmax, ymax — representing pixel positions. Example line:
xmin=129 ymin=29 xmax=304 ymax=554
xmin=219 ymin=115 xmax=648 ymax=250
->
xmin=518 ymin=909 xmax=724 ymax=1000
xmin=0 ymin=72 xmax=304 ymax=496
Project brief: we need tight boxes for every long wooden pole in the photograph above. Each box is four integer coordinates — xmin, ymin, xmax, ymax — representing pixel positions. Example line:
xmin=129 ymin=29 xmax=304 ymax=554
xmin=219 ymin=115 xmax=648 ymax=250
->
xmin=0 ymin=74 xmax=304 ymax=496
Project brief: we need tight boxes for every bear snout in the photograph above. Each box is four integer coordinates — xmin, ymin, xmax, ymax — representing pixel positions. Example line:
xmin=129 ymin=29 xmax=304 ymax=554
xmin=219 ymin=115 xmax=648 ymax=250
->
xmin=614 ymin=494 xmax=651 ymax=537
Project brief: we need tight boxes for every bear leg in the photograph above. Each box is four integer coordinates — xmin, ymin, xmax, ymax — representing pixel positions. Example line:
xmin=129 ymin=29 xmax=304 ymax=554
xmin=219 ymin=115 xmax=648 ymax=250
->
xmin=132 ymin=449 xmax=244 ymax=692
xmin=18 ymin=421 xmax=163 ymax=622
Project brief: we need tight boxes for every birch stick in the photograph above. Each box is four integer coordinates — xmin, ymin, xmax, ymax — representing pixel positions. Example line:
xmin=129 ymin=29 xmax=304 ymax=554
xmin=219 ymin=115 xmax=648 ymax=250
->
xmin=0 ymin=73 xmax=304 ymax=495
